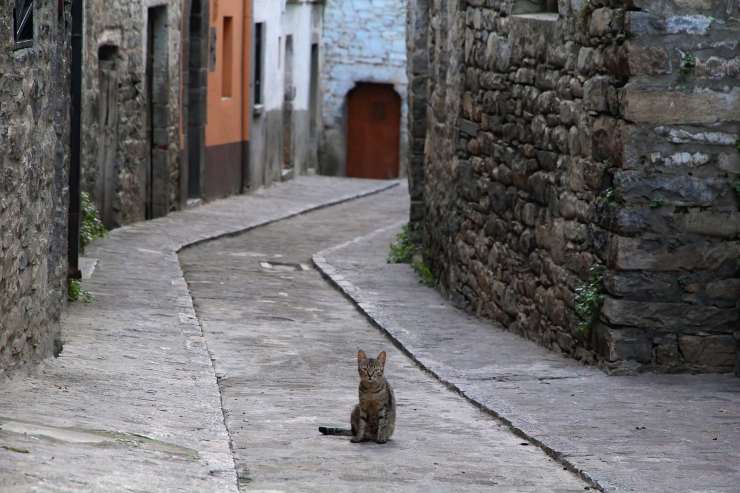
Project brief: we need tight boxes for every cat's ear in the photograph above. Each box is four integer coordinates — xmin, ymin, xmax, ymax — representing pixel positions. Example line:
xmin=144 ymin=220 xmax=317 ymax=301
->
xmin=357 ymin=350 xmax=368 ymax=364
xmin=377 ymin=351 xmax=387 ymax=367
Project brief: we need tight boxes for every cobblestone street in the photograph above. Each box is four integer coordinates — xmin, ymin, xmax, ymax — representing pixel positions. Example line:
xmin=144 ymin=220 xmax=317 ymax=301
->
xmin=180 ymin=184 xmax=588 ymax=492
xmin=3 ymin=0 xmax=739 ymax=489
xmin=2 ymin=178 xmax=739 ymax=491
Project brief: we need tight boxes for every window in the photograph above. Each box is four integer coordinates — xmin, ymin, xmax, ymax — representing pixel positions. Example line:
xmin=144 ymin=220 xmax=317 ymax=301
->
xmin=14 ymin=0 xmax=33 ymax=49
xmin=222 ymin=16 xmax=233 ymax=98
xmin=254 ymin=22 xmax=264 ymax=106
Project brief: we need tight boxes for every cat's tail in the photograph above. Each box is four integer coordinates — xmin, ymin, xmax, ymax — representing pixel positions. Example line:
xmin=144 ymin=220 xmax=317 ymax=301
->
xmin=318 ymin=426 xmax=352 ymax=436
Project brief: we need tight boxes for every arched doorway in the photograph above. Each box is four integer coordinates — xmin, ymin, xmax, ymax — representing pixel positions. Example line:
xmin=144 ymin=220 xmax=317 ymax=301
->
xmin=346 ymin=83 xmax=401 ymax=179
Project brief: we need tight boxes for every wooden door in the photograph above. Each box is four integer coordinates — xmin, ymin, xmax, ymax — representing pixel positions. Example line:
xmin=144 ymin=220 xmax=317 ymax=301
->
xmin=346 ymin=83 xmax=401 ymax=179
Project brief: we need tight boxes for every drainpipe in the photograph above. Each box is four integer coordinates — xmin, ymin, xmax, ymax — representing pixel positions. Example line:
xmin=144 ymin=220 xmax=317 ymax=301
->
xmin=68 ymin=0 xmax=83 ymax=280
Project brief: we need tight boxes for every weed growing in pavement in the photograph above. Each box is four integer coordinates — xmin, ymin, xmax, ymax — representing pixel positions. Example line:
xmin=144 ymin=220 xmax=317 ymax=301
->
xmin=388 ymin=224 xmax=437 ymax=287
xmin=68 ymin=278 xmax=94 ymax=303
xmin=387 ymin=224 xmax=415 ymax=264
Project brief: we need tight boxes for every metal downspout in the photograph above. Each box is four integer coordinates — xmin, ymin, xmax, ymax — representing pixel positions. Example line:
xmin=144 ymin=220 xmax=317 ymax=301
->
xmin=68 ymin=0 xmax=83 ymax=279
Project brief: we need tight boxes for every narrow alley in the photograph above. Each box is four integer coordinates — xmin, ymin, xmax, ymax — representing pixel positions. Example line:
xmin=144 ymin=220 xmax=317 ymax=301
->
xmin=179 ymin=185 xmax=587 ymax=491
xmin=2 ymin=0 xmax=739 ymax=490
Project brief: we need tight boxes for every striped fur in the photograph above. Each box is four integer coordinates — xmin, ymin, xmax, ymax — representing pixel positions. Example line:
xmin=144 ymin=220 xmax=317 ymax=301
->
xmin=318 ymin=426 xmax=352 ymax=436
xmin=319 ymin=350 xmax=396 ymax=444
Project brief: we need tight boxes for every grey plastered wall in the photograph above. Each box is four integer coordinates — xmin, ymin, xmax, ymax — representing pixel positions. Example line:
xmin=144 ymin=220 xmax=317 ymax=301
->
xmin=320 ymin=0 xmax=409 ymax=177
xmin=412 ymin=0 xmax=740 ymax=373
xmin=0 ymin=1 xmax=71 ymax=374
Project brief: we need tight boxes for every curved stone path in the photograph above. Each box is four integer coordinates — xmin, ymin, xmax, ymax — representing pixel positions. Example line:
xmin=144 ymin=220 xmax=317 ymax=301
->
xmin=179 ymin=184 xmax=588 ymax=492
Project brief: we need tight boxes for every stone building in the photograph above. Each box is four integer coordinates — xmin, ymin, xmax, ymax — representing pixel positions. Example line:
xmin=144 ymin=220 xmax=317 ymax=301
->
xmin=1 ymin=0 xmax=71 ymax=374
xmin=408 ymin=0 xmax=740 ymax=373
xmin=320 ymin=0 xmax=408 ymax=179
xmin=251 ymin=0 xmax=324 ymax=188
xmin=82 ymin=0 xmax=325 ymax=226
xmin=81 ymin=0 xmax=185 ymax=227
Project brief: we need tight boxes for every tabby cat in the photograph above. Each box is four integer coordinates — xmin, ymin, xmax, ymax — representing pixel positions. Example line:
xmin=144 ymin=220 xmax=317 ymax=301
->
xmin=319 ymin=350 xmax=396 ymax=443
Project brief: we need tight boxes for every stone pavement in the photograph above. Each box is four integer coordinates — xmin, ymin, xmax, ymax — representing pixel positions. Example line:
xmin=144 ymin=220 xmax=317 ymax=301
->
xmin=180 ymin=185 xmax=589 ymax=492
xmin=313 ymin=187 xmax=740 ymax=493
xmin=0 ymin=177 xmax=397 ymax=492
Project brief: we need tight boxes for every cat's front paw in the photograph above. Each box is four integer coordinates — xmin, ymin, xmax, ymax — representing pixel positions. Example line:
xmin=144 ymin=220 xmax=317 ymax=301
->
xmin=375 ymin=439 xmax=387 ymax=444
xmin=350 ymin=436 xmax=363 ymax=443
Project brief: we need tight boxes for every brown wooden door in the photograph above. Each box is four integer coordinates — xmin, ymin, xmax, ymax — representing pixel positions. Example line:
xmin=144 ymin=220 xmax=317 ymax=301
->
xmin=346 ymin=83 xmax=401 ymax=179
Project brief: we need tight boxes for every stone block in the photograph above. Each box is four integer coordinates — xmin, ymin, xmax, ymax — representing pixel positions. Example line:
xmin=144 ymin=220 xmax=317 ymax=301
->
xmin=626 ymin=43 xmax=671 ymax=76
xmin=614 ymin=171 xmax=732 ymax=207
xmin=594 ymin=324 xmax=653 ymax=363
xmin=583 ymin=76 xmax=613 ymax=113
xmin=679 ymin=335 xmax=736 ymax=370
xmin=621 ymin=86 xmax=740 ymax=124
xmin=625 ymin=11 xmax=665 ymax=35
xmin=610 ymin=235 xmax=740 ymax=271
xmin=602 ymin=298 xmax=738 ymax=331
xmin=591 ymin=116 xmax=623 ymax=166
xmin=679 ymin=210 xmax=740 ymax=238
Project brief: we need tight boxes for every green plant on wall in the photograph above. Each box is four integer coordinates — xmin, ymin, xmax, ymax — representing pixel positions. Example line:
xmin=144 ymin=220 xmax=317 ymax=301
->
xmin=575 ymin=265 xmax=605 ymax=336
xmin=649 ymin=198 xmax=664 ymax=209
xmin=680 ymin=51 xmax=696 ymax=75
xmin=412 ymin=256 xmax=436 ymax=287
xmin=80 ymin=191 xmax=106 ymax=253
xmin=388 ymin=224 xmax=437 ymax=287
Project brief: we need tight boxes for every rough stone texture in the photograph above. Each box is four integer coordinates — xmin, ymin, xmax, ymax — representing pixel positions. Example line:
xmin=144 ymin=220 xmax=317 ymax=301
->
xmin=0 ymin=1 xmax=70 ymax=374
xmin=408 ymin=0 xmax=740 ymax=373
xmin=313 ymin=210 xmax=740 ymax=493
xmin=0 ymin=177 xmax=395 ymax=491
xmin=406 ymin=0 xmax=430 ymax=238
xmin=81 ymin=0 xmax=184 ymax=227
xmin=320 ymin=0 xmax=409 ymax=176
xmin=181 ymin=186 xmax=588 ymax=492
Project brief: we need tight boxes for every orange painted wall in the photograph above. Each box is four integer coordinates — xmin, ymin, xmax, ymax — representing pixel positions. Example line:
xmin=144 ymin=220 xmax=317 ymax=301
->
xmin=206 ymin=0 xmax=251 ymax=147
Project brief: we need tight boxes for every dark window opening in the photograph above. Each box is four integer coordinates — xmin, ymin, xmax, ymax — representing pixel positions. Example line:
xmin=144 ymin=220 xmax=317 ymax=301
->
xmin=254 ymin=22 xmax=264 ymax=107
xmin=309 ymin=43 xmax=319 ymax=138
xmin=14 ymin=0 xmax=34 ymax=49
xmin=222 ymin=16 xmax=233 ymax=97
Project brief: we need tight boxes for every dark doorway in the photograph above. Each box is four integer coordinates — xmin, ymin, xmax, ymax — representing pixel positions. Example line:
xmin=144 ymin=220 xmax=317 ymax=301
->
xmin=146 ymin=6 xmax=169 ymax=219
xmin=187 ymin=0 xmax=207 ymax=199
xmin=282 ymin=35 xmax=294 ymax=172
xmin=346 ymin=83 xmax=401 ymax=179
xmin=95 ymin=45 xmax=120 ymax=229
xmin=309 ymin=43 xmax=319 ymax=139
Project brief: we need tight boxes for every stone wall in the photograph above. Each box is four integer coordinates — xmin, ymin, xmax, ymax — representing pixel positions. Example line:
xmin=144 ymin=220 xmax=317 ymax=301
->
xmin=411 ymin=0 xmax=740 ymax=373
xmin=81 ymin=0 xmax=184 ymax=227
xmin=406 ymin=0 xmax=430 ymax=238
xmin=320 ymin=0 xmax=409 ymax=176
xmin=1 ymin=0 xmax=71 ymax=374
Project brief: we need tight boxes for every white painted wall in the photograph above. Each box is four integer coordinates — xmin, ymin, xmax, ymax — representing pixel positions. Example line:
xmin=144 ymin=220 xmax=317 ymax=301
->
xmin=250 ymin=0 xmax=323 ymax=186
xmin=320 ymin=0 xmax=409 ymax=176
xmin=253 ymin=0 xmax=285 ymax=112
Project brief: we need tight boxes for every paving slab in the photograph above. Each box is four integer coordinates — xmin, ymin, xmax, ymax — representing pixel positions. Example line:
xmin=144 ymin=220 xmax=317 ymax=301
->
xmin=313 ymin=199 xmax=740 ymax=493
xmin=0 ymin=177 xmax=397 ymax=492
xmin=180 ymin=185 xmax=589 ymax=492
